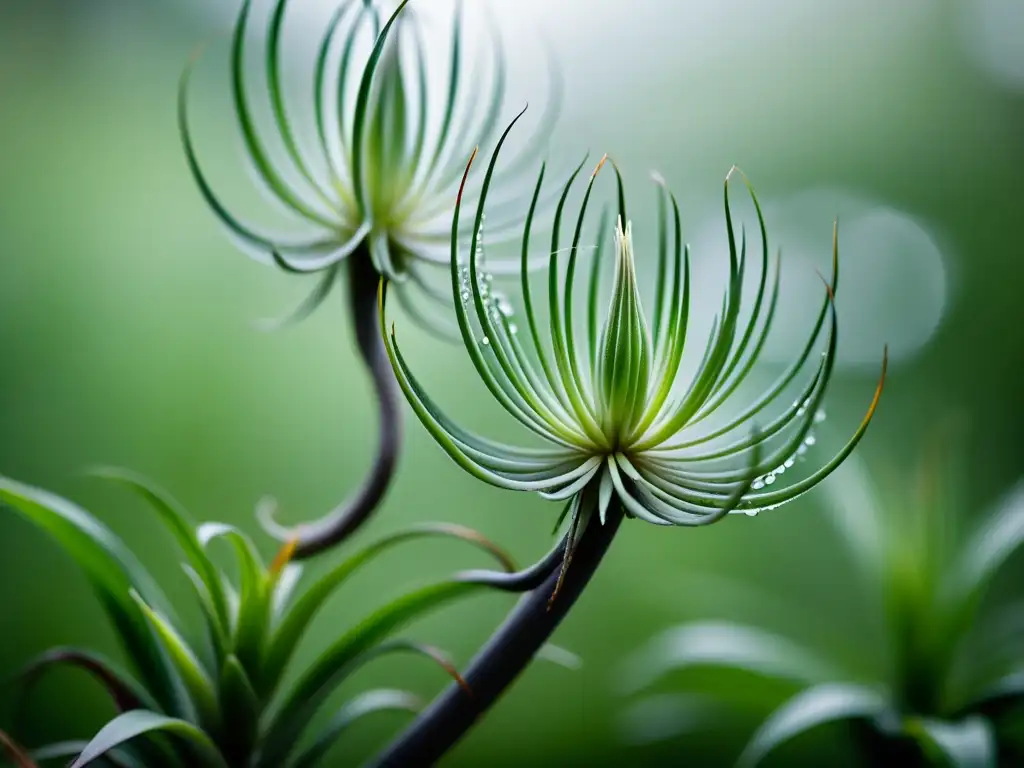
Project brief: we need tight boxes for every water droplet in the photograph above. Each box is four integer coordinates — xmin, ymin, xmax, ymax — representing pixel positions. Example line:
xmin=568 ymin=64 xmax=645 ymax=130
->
xmin=814 ymin=409 xmax=826 ymax=423
xmin=796 ymin=443 xmax=808 ymax=456
xmin=804 ymin=434 xmax=817 ymax=446
xmin=460 ymin=290 xmax=470 ymax=303
xmin=509 ymin=323 xmax=518 ymax=335
xmin=764 ymin=473 xmax=777 ymax=485
xmin=484 ymin=273 xmax=494 ymax=283
xmin=775 ymin=464 xmax=786 ymax=475
xmin=481 ymin=336 xmax=490 ymax=346
xmin=784 ymin=457 xmax=796 ymax=469
xmin=752 ymin=478 xmax=765 ymax=490
xmin=744 ymin=509 xmax=759 ymax=517
xmin=497 ymin=296 xmax=514 ymax=316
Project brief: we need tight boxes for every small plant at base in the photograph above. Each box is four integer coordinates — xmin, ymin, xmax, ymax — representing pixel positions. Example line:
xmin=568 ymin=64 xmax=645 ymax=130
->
xmin=0 ymin=468 xmax=549 ymax=767
xmin=368 ymin=112 xmax=887 ymax=765
xmin=619 ymin=427 xmax=1024 ymax=767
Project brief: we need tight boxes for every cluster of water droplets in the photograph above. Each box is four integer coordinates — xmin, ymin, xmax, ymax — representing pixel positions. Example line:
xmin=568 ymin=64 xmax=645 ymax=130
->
xmin=456 ymin=215 xmax=518 ymax=347
xmin=742 ymin=404 xmax=827 ymax=517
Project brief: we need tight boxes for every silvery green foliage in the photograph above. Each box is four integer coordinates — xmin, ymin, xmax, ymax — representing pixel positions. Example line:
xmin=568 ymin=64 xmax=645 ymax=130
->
xmin=180 ymin=0 xmax=557 ymax=327
xmin=0 ymin=470 xmax=529 ymax=767
xmin=620 ymin=440 xmax=1024 ymax=767
xmin=379 ymin=111 xmax=887 ymax=545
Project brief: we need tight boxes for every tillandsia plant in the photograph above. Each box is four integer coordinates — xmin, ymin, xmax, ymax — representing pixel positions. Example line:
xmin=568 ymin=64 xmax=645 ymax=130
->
xmin=619 ymin=426 xmax=1024 ymax=767
xmin=179 ymin=0 xmax=558 ymax=557
xmin=368 ymin=113 xmax=888 ymax=764
xmin=0 ymin=469 xmax=574 ymax=767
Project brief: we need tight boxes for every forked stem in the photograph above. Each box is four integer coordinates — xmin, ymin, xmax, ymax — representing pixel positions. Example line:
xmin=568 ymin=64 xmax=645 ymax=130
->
xmin=370 ymin=501 xmax=624 ymax=766
xmin=261 ymin=246 xmax=402 ymax=558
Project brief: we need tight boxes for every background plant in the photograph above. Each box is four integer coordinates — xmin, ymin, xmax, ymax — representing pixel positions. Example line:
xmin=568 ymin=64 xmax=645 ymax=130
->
xmin=620 ymin=427 xmax=1024 ymax=766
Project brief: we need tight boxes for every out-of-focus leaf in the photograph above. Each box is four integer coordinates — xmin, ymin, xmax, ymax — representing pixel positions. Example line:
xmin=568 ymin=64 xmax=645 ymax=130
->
xmin=618 ymin=621 xmax=837 ymax=695
xmin=968 ymin=668 xmax=1024 ymax=712
xmin=68 ymin=711 xmax=227 ymax=768
xmin=290 ymin=689 xmax=421 ymax=768
xmin=30 ymin=741 xmax=145 ymax=768
xmin=909 ymin=716 xmax=996 ymax=768
xmin=0 ymin=477 xmax=183 ymax=716
xmin=618 ymin=693 xmax=728 ymax=745
xmin=536 ymin=644 xmax=583 ymax=671
xmin=948 ymin=481 xmax=1024 ymax=607
xmin=737 ymin=683 xmax=890 ymax=767
xmin=819 ymin=454 xmax=885 ymax=582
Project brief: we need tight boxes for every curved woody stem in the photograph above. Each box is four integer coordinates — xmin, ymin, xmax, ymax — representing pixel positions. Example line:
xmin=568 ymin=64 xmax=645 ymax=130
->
xmin=260 ymin=246 xmax=403 ymax=559
xmin=370 ymin=502 xmax=625 ymax=766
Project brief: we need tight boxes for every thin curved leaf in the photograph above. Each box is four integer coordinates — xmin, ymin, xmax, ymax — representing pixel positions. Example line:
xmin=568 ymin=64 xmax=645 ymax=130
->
xmin=68 ymin=711 xmax=227 ymax=768
xmin=737 ymin=683 xmax=890 ymax=767
xmin=88 ymin=468 xmax=229 ymax=634
xmin=263 ymin=523 xmax=513 ymax=693
xmin=129 ymin=591 xmax=219 ymax=732
xmin=258 ymin=580 xmax=481 ymax=767
xmin=0 ymin=477 xmax=183 ymax=716
xmin=12 ymin=647 xmax=155 ymax=718
xmin=196 ymin=523 xmax=269 ymax=681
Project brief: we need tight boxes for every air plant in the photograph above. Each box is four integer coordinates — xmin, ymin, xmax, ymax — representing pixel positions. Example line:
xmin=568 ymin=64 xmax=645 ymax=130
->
xmin=0 ymin=469 xmax=565 ymax=767
xmin=368 ymin=112 xmax=887 ymax=765
xmin=619 ymin=427 xmax=1024 ymax=767
xmin=179 ymin=0 xmax=558 ymax=557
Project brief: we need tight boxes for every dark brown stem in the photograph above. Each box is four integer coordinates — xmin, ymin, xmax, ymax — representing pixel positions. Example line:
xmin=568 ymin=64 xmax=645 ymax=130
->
xmin=262 ymin=249 xmax=402 ymax=559
xmin=369 ymin=502 xmax=624 ymax=767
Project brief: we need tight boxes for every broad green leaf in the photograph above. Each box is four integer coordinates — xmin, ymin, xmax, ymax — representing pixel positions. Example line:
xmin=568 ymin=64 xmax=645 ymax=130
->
xmin=909 ymin=717 xmax=996 ymax=768
xmin=0 ymin=477 xmax=183 ymax=716
xmin=619 ymin=622 xmax=837 ymax=695
xmin=737 ymin=683 xmax=890 ymax=767
xmin=618 ymin=693 xmax=729 ymax=746
xmin=290 ymin=689 xmax=420 ymax=768
xmin=68 ymin=711 xmax=227 ymax=768
xmin=949 ymin=481 xmax=1024 ymax=607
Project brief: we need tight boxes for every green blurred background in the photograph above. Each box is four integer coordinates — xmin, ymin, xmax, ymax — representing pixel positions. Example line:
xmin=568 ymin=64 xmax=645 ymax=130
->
xmin=1 ymin=0 xmax=1022 ymax=765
